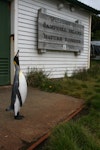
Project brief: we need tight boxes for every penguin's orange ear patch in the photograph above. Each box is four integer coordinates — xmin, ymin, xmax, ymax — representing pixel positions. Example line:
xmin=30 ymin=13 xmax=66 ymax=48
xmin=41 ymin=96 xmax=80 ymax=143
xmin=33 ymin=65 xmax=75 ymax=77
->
xmin=14 ymin=60 xmax=16 ymax=65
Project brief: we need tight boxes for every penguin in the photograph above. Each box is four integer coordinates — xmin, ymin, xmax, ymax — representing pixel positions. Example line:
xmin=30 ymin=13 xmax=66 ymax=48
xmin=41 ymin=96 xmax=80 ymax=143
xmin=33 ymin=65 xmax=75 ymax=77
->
xmin=6 ymin=50 xmax=27 ymax=120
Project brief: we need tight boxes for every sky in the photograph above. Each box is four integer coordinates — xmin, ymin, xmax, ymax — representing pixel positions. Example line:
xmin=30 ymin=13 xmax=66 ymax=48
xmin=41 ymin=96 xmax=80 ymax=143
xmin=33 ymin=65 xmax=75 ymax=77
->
xmin=78 ymin=0 xmax=100 ymax=10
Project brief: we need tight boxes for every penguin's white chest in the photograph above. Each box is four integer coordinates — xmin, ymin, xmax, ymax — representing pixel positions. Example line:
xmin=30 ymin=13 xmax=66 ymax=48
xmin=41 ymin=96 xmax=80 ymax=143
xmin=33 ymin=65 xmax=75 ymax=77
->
xmin=18 ymin=71 xmax=27 ymax=104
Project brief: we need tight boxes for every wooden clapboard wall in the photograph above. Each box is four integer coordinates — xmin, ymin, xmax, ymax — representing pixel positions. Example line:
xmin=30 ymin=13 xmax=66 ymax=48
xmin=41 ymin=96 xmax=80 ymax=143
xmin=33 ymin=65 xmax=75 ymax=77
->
xmin=16 ymin=0 xmax=91 ymax=78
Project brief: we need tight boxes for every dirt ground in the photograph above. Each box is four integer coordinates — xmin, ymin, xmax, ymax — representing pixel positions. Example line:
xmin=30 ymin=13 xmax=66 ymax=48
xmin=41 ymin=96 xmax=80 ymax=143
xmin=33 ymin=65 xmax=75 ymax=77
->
xmin=0 ymin=86 xmax=84 ymax=150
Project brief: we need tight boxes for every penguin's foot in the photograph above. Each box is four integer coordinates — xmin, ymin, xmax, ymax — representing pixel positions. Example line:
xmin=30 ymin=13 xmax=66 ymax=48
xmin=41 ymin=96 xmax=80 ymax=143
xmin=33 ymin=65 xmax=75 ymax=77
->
xmin=14 ymin=112 xmax=24 ymax=120
xmin=14 ymin=115 xmax=24 ymax=120
xmin=5 ymin=106 xmax=13 ymax=111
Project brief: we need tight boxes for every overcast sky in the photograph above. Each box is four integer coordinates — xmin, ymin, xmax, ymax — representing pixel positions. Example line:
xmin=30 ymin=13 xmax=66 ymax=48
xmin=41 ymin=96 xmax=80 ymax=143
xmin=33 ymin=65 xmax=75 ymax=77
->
xmin=78 ymin=0 xmax=100 ymax=10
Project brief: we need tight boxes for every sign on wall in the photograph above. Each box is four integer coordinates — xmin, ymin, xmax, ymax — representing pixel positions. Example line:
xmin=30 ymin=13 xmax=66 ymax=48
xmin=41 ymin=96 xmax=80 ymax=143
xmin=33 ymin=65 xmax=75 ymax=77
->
xmin=38 ymin=9 xmax=84 ymax=53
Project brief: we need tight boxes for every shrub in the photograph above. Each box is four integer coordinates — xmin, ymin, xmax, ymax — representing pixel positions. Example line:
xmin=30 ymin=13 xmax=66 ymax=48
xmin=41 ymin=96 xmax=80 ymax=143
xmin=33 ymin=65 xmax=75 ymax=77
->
xmin=27 ymin=68 xmax=49 ymax=88
xmin=27 ymin=68 xmax=62 ymax=92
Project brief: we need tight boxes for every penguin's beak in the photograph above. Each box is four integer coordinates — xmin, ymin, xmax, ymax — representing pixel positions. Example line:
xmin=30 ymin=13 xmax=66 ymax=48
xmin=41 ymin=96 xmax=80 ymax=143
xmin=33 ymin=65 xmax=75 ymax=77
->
xmin=14 ymin=50 xmax=19 ymax=58
xmin=14 ymin=50 xmax=20 ymax=66
xmin=16 ymin=50 xmax=19 ymax=57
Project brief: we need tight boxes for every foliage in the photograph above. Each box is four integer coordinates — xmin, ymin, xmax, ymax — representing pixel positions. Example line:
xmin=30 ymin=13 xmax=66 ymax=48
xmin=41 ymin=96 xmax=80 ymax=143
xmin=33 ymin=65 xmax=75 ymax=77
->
xmin=27 ymin=68 xmax=49 ymax=88
xmin=71 ymin=60 xmax=100 ymax=81
xmin=91 ymin=15 xmax=100 ymax=40
xmin=42 ymin=61 xmax=100 ymax=149
xmin=92 ymin=15 xmax=100 ymax=32
xmin=44 ymin=121 xmax=100 ymax=150
xmin=28 ymin=60 xmax=100 ymax=150
xmin=27 ymin=61 xmax=100 ymax=99
xmin=27 ymin=68 xmax=62 ymax=92
xmin=92 ymin=30 xmax=100 ymax=40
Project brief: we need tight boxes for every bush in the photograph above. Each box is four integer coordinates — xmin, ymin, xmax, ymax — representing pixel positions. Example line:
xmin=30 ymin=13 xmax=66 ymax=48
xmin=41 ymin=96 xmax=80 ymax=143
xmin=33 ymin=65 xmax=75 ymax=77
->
xmin=27 ymin=68 xmax=48 ymax=88
xmin=27 ymin=69 xmax=62 ymax=92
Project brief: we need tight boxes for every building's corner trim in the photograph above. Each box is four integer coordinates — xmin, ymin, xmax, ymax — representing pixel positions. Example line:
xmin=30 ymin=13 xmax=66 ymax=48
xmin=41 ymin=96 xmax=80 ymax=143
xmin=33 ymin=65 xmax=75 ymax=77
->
xmin=14 ymin=0 xmax=18 ymax=53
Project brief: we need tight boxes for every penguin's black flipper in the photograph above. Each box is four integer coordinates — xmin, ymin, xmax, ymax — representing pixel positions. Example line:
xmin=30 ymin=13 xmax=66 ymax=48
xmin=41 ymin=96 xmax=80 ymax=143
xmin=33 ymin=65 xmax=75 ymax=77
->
xmin=5 ymin=85 xmax=16 ymax=111
xmin=17 ymin=89 xmax=22 ymax=107
xmin=6 ymin=68 xmax=19 ymax=112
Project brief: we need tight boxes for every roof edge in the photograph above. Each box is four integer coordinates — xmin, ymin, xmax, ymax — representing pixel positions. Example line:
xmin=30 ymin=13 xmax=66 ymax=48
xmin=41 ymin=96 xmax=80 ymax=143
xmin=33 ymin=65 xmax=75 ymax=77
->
xmin=65 ymin=0 xmax=100 ymax=14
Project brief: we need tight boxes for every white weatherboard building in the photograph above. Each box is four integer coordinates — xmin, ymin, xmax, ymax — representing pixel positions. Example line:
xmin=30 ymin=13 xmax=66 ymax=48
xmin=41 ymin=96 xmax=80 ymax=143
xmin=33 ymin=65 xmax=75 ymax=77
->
xmin=0 ymin=0 xmax=99 ymax=85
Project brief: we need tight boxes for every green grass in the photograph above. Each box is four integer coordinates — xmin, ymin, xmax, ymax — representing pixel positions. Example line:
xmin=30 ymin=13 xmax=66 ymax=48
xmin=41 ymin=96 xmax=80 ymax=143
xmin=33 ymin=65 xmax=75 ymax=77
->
xmin=44 ymin=122 xmax=100 ymax=150
xmin=27 ymin=60 xmax=100 ymax=150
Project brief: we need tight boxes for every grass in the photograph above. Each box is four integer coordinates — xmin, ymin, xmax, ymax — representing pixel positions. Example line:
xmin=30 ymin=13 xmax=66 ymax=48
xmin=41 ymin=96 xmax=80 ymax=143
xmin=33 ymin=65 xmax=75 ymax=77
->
xmin=27 ymin=60 xmax=100 ymax=150
xmin=44 ymin=122 xmax=100 ymax=150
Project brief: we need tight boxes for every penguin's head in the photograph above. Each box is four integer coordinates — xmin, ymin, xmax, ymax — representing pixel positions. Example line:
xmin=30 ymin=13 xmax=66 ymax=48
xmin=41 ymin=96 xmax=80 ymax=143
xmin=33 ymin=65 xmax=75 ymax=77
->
xmin=14 ymin=50 xmax=19 ymax=66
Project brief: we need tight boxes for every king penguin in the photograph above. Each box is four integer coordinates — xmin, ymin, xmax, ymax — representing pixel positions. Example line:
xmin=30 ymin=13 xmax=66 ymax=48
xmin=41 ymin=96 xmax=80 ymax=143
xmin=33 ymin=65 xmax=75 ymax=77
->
xmin=6 ymin=50 xmax=27 ymax=120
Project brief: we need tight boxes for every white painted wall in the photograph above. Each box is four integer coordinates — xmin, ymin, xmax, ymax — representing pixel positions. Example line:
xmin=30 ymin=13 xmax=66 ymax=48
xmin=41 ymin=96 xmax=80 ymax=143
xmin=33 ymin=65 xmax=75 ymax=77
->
xmin=14 ymin=0 xmax=91 ymax=78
